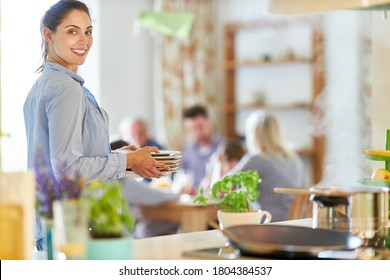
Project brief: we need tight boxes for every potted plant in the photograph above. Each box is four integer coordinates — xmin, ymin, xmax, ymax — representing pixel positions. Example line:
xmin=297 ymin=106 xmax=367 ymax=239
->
xmin=84 ymin=180 xmax=135 ymax=260
xmin=34 ymin=151 xmax=85 ymax=260
xmin=194 ymin=170 xmax=272 ymax=229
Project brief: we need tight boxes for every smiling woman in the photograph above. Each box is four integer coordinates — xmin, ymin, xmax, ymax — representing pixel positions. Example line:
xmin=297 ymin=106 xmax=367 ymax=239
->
xmin=23 ymin=0 xmax=168 ymax=251
xmin=0 ymin=0 xmax=100 ymax=171
xmin=41 ymin=9 xmax=93 ymax=73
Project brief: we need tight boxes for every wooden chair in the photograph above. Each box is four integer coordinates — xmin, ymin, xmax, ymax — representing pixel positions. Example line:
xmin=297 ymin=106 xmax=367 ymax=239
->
xmin=288 ymin=194 xmax=313 ymax=220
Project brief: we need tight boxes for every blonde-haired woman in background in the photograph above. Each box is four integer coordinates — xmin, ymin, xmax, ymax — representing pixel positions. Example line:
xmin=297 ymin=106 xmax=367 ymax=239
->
xmin=226 ymin=110 xmax=306 ymax=222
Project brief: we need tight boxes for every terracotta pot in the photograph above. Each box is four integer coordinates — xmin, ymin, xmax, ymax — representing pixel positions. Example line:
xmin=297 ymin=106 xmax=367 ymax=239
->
xmin=217 ymin=210 xmax=272 ymax=230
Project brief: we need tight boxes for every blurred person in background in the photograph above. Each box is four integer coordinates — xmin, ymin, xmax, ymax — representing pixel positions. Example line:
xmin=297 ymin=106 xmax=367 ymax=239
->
xmin=226 ymin=110 xmax=306 ymax=222
xmin=111 ymin=116 xmax=167 ymax=184
xmin=111 ymin=116 xmax=164 ymax=150
xmin=199 ymin=139 xmax=246 ymax=192
xmin=119 ymin=176 xmax=179 ymax=238
xmin=112 ymin=118 xmax=179 ymax=237
xmin=180 ymin=105 xmax=225 ymax=194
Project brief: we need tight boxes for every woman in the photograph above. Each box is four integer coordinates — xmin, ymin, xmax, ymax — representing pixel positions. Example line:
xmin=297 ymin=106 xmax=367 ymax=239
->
xmin=227 ymin=110 xmax=306 ymax=222
xmin=24 ymin=0 xmax=168 ymax=249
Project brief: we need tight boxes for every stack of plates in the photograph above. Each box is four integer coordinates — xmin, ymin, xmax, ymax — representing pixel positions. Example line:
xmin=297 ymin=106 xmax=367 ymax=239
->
xmin=112 ymin=149 xmax=182 ymax=176
xmin=152 ymin=150 xmax=182 ymax=174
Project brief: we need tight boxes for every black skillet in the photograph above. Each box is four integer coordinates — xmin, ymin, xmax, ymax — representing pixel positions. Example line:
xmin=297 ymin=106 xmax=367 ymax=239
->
xmin=224 ymin=224 xmax=364 ymax=259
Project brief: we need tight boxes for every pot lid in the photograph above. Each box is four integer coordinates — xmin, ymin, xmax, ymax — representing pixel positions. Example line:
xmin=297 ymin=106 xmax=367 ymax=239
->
xmin=274 ymin=185 xmax=389 ymax=197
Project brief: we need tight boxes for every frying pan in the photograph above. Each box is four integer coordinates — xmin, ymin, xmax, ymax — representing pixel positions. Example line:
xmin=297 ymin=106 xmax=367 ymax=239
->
xmin=224 ymin=224 xmax=364 ymax=259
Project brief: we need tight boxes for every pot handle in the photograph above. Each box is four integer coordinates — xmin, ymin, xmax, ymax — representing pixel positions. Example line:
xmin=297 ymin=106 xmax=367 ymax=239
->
xmin=273 ymin=187 xmax=351 ymax=197
xmin=317 ymin=250 xmax=358 ymax=259
xmin=260 ymin=210 xmax=272 ymax=224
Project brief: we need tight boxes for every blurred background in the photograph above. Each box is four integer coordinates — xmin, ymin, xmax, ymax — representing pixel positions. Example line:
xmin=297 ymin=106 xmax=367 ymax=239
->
xmin=1 ymin=0 xmax=389 ymax=187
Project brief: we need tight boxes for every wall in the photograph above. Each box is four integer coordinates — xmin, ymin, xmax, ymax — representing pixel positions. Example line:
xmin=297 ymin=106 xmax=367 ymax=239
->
xmin=320 ymin=10 xmax=369 ymax=186
xmin=99 ymin=0 xmax=154 ymax=137
xmin=101 ymin=0 xmax=272 ymax=139
xmin=215 ymin=0 xmax=369 ymax=186
xmin=371 ymin=11 xmax=390 ymax=170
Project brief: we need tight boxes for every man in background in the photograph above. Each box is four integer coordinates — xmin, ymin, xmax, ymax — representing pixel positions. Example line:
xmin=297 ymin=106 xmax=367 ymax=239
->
xmin=111 ymin=116 xmax=165 ymax=184
xmin=180 ymin=105 xmax=225 ymax=194
xmin=111 ymin=116 xmax=164 ymax=150
xmin=112 ymin=117 xmax=178 ymax=237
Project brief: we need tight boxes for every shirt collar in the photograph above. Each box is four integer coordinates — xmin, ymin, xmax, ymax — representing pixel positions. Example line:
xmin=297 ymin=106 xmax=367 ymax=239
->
xmin=44 ymin=62 xmax=85 ymax=86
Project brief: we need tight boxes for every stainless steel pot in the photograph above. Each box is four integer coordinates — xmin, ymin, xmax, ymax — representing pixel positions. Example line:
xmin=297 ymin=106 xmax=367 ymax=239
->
xmin=310 ymin=185 xmax=389 ymax=248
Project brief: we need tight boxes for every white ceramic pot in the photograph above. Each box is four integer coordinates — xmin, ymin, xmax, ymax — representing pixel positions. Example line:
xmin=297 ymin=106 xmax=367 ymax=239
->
xmin=217 ymin=210 xmax=272 ymax=230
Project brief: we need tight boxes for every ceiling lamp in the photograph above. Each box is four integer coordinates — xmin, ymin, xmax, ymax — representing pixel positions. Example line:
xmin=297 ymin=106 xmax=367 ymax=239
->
xmin=266 ymin=0 xmax=390 ymax=14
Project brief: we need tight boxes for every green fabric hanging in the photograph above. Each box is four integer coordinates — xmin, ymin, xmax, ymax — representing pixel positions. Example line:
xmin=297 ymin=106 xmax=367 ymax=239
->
xmin=137 ymin=11 xmax=196 ymax=40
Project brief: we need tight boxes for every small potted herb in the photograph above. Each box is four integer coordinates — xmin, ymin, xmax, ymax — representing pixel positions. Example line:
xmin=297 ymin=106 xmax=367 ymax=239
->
xmin=84 ymin=180 xmax=135 ymax=260
xmin=86 ymin=180 xmax=134 ymax=238
xmin=194 ymin=170 xmax=272 ymax=229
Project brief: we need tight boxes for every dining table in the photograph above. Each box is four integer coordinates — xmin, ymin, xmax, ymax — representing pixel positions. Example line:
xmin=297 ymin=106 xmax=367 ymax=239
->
xmin=135 ymin=194 xmax=219 ymax=233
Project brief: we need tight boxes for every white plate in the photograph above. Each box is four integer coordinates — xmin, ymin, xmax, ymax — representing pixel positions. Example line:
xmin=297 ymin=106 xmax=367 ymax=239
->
xmin=154 ymin=156 xmax=182 ymax=160
xmin=158 ymin=165 xmax=179 ymax=170
xmin=113 ymin=149 xmax=182 ymax=157
xmin=126 ymin=169 xmax=178 ymax=177
xmin=152 ymin=150 xmax=182 ymax=157
xmin=156 ymin=159 xmax=181 ymax=164
xmin=157 ymin=167 xmax=179 ymax=172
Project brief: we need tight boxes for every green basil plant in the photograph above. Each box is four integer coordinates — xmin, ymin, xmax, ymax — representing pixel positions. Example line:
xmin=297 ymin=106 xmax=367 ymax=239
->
xmin=194 ymin=170 xmax=261 ymax=212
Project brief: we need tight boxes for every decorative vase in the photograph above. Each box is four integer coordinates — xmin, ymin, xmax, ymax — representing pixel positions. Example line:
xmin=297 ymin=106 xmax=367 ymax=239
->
xmin=87 ymin=237 xmax=132 ymax=260
xmin=42 ymin=218 xmax=54 ymax=260
xmin=217 ymin=210 xmax=272 ymax=230
xmin=53 ymin=199 xmax=89 ymax=260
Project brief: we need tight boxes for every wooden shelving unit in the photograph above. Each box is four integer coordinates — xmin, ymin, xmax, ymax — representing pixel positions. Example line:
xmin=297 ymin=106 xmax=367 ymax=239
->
xmin=221 ymin=20 xmax=325 ymax=184
xmin=221 ymin=58 xmax=312 ymax=69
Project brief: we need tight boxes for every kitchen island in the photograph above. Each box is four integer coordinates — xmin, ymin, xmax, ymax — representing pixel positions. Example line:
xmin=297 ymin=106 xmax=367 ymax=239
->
xmin=131 ymin=219 xmax=313 ymax=259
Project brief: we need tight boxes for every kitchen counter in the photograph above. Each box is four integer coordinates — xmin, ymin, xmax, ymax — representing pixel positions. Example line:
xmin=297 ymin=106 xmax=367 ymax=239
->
xmin=131 ymin=218 xmax=313 ymax=259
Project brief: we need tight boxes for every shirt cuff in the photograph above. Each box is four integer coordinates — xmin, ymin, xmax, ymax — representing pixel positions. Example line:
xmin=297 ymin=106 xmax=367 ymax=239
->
xmin=114 ymin=153 xmax=127 ymax=179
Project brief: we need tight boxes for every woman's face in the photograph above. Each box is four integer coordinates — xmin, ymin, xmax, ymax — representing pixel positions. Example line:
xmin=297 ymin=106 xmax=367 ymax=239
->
xmin=45 ymin=10 xmax=93 ymax=73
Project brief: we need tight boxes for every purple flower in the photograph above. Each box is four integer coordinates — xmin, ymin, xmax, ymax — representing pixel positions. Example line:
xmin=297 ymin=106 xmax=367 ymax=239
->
xmin=33 ymin=149 xmax=84 ymax=219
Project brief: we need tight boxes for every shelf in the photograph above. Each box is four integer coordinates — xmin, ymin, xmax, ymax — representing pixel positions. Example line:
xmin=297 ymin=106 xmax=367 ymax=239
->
xmin=221 ymin=58 xmax=312 ymax=70
xmin=222 ymin=20 xmax=325 ymax=184
xmin=357 ymin=178 xmax=390 ymax=187
xmin=223 ymin=102 xmax=311 ymax=113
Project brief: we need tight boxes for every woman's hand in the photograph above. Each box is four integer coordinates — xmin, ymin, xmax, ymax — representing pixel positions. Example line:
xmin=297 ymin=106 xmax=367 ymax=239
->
xmin=119 ymin=145 xmax=139 ymax=151
xmin=125 ymin=146 xmax=170 ymax=178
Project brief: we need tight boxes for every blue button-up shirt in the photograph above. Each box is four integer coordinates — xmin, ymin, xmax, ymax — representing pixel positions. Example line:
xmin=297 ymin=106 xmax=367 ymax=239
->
xmin=181 ymin=134 xmax=225 ymax=188
xmin=24 ymin=62 xmax=127 ymax=242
